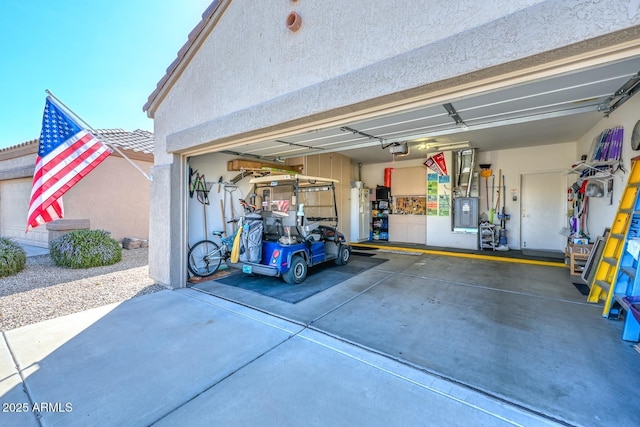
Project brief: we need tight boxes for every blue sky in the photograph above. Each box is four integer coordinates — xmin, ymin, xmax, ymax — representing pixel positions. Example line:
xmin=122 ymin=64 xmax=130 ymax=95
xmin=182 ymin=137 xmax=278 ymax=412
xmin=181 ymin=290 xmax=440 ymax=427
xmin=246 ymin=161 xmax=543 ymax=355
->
xmin=0 ymin=0 xmax=212 ymax=148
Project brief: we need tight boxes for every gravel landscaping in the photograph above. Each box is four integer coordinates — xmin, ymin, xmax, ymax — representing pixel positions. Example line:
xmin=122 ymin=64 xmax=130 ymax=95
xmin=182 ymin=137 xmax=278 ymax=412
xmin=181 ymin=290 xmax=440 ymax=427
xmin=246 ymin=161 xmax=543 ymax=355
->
xmin=0 ymin=248 xmax=166 ymax=331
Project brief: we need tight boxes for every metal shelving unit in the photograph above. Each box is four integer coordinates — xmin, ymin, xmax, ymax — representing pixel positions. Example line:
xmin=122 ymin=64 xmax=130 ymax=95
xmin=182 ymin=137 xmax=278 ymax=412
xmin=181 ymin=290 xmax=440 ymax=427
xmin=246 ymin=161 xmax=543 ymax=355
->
xmin=479 ymin=222 xmax=497 ymax=250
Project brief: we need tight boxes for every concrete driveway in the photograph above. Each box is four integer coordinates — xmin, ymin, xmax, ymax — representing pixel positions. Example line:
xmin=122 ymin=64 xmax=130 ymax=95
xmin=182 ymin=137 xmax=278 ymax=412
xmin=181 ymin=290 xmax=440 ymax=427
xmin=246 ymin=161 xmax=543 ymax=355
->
xmin=1 ymin=288 xmax=554 ymax=426
xmin=1 ymin=250 xmax=637 ymax=426
xmin=193 ymin=250 xmax=640 ymax=427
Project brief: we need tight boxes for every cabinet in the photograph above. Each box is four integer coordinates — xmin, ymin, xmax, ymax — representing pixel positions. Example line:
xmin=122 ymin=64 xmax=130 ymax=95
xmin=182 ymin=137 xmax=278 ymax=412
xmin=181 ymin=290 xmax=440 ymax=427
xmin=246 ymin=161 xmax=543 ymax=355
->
xmin=392 ymin=167 xmax=427 ymax=196
xmin=388 ymin=215 xmax=426 ymax=244
xmin=479 ymin=223 xmax=497 ymax=250
xmin=371 ymin=200 xmax=389 ymax=241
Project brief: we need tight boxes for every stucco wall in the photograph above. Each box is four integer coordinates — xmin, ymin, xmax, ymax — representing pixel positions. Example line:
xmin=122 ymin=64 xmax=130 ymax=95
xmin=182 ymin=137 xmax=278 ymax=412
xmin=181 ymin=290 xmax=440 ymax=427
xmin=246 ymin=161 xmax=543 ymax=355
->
xmin=152 ymin=0 xmax=640 ymax=159
xmin=64 ymin=155 xmax=152 ymax=242
xmin=0 ymin=148 xmax=152 ymax=245
xmin=0 ymin=151 xmax=36 ymax=170
xmin=154 ymin=0 xmax=545 ymax=150
xmin=0 ymin=143 xmax=37 ymax=180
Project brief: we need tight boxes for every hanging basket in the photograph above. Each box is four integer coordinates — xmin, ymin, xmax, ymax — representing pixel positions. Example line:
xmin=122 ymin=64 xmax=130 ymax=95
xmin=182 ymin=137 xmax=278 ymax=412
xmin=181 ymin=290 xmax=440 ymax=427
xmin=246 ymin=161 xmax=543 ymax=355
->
xmin=196 ymin=182 xmax=213 ymax=205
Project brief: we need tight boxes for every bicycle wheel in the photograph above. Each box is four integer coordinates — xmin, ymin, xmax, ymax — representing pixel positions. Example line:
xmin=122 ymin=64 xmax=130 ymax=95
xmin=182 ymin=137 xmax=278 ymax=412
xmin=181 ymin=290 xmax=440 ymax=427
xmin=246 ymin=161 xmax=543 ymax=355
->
xmin=188 ymin=240 xmax=223 ymax=277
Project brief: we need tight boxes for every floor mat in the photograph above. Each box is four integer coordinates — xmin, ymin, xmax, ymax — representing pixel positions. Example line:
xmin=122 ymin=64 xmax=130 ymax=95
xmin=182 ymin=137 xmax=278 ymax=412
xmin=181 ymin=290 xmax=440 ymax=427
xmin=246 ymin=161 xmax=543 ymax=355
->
xmin=573 ymin=282 xmax=590 ymax=296
xmin=213 ymin=255 xmax=387 ymax=303
xmin=521 ymin=249 xmax=565 ymax=260
xmin=350 ymin=251 xmax=376 ymax=257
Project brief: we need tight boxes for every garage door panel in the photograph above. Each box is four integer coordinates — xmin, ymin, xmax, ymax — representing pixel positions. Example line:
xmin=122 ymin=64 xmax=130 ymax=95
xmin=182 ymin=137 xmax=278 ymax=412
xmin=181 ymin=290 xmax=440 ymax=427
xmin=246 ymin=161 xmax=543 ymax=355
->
xmin=0 ymin=179 xmax=48 ymax=247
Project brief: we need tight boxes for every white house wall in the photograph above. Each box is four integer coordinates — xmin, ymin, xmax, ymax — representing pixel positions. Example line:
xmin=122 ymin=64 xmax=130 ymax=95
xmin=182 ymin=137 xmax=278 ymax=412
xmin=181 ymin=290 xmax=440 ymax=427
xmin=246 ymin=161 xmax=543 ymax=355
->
xmin=476 ymin=142 xmax=577 ymax=248
xmin=0 ymin=178 xmax=48 ymax=247
xmin=0 ymin=151 xmax=35 ymax=171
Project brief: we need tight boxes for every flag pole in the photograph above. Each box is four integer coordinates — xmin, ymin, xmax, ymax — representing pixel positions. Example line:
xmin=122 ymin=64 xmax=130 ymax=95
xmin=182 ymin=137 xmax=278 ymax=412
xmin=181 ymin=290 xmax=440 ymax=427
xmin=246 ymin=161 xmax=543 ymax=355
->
xmin=45 ymin=90 xmax=153 ymax=182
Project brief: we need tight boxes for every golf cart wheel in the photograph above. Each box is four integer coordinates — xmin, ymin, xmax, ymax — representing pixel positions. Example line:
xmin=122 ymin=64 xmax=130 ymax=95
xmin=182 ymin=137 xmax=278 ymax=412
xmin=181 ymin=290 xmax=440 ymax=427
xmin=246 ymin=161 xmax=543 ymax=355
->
xmin=283 ymin=255 xmax=307 ymax=284
xmin=335 ymin=244 xmax=351 ymax=265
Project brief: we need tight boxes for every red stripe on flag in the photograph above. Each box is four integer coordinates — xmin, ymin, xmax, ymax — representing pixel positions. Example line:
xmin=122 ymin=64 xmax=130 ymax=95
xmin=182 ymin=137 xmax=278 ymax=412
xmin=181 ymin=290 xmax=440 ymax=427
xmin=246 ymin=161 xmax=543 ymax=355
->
xmin=30 ymin=133 xmax=101 ymax=202
xmin=26 ymin=134 xmax=110 ymax=231
xmin=30 ymin=133 xmax=95 ymax=188
xmin=28 ymin=200 xmax=63 ymax=230
xmin=28 ymin=136 xmax=109 ymax=208
xmin=31 ymin=149 xmax=110 ymax=216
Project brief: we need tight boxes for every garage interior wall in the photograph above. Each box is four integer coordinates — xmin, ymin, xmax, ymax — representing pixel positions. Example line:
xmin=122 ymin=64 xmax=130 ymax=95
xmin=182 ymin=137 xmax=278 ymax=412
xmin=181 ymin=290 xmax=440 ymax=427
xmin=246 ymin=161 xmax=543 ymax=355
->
xmin=187 ymin=153 xmax=241 ymax=247
xmin=358 ymin=87 xmax=640 ymax=251
xmin=360 ymin=143 xmax=569 ymax=250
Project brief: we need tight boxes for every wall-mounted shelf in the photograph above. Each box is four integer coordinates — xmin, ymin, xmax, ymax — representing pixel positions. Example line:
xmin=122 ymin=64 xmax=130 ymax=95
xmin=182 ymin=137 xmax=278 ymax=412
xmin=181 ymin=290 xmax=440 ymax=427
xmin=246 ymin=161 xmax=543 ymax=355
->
xmin=568 ymin=160 xmax=616 ymax=176
xmin=567 ymin=160 xmax=621 ymax=184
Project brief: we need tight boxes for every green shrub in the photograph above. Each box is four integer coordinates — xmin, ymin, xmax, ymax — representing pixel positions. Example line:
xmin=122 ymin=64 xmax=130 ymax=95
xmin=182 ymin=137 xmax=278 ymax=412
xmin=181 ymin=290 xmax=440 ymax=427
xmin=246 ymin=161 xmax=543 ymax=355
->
xmin=0 ymin=238 xmax=27 ymax=277
xmin=50 ymin=229 xmax=122 ymax=269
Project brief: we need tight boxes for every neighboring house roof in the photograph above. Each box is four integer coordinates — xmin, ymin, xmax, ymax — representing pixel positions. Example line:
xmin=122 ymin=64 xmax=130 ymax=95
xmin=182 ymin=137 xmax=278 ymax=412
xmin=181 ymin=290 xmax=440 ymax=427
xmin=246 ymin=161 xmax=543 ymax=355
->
xmin=0 ymin=139 xmax=39 ymax=156
xmin=95 ymin=129 xmax=154 ymax=154
xmin=143 ymin=0 xmax=224 ymax=117
xmin=0 ymin=129 xmax=154 ymax=158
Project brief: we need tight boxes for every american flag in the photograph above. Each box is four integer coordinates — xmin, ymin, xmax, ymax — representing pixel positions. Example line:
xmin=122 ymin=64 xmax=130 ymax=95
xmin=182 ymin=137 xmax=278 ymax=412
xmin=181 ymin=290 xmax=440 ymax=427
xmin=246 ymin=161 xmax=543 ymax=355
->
xmin=26 ymin=98 xmax=112 ymax=231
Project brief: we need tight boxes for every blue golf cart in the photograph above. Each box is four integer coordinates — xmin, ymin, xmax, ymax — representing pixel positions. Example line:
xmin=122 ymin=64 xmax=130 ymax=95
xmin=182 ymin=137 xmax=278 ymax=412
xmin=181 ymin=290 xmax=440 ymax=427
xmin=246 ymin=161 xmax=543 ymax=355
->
xmin=227 ymin=174 xmax=351 ymax=284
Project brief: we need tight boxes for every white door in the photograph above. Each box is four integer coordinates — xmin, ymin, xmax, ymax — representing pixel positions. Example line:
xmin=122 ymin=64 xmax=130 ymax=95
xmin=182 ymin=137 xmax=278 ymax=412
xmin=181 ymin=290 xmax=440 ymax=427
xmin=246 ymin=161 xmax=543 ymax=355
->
xmin=0 ymin=179 xmax=49 ymax=247
xmin=520 ymin=172 xmax=566 ymax=251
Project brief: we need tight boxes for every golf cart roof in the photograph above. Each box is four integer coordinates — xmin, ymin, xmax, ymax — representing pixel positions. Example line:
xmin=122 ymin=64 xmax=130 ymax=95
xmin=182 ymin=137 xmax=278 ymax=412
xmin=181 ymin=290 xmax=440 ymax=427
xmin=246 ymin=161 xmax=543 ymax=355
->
xmin=249 ymin=174 xmax=339 ymax=185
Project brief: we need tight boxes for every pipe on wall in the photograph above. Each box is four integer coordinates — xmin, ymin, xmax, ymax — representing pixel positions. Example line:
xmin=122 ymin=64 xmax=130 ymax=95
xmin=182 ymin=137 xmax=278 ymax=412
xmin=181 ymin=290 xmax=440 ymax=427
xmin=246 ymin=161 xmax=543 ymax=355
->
xmin=286 ymin=12 xmax=302 ymax=32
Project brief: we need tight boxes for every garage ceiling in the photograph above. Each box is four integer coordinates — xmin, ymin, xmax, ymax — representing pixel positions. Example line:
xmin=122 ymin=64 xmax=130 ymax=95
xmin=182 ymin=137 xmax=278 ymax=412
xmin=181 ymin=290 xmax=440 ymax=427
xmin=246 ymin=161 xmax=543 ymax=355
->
xmin=223 ymin=55 xmax=640 ymax=165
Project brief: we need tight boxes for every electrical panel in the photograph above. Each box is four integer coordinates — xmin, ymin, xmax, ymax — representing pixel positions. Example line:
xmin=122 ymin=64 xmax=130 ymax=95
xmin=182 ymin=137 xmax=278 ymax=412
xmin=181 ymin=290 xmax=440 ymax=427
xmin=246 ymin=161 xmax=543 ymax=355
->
xmin=453 ymin=197 xmax=478 ymax=231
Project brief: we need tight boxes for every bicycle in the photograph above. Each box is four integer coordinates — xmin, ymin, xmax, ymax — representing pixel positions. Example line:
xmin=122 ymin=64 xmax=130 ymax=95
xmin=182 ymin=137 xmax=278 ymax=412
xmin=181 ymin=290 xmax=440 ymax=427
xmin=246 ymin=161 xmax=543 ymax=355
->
xmin=187 ymin=199 xmax=257 ymax=277
xmin=188 ymin=223 xmax=239 ymax=277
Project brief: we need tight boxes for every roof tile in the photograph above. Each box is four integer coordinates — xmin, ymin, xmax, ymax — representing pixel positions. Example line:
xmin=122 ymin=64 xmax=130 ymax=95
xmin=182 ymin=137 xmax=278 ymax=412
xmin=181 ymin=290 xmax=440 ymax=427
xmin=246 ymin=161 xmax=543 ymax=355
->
xmin=0 ymin=129 xmax=154 ymax=155
xmin=94 ymin=129 xmax=154 ymax=154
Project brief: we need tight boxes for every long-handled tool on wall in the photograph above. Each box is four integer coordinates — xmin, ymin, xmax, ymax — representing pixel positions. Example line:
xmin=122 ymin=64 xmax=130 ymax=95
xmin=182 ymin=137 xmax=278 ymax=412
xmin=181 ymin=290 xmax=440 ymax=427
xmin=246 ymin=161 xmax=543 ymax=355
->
xmin=492 ymin=171 xmax=501 ymax=224
xmin=497 ymin=173 xmax=509 ymax=251
xmin=479 ymin=164 xmax=492 ymax=212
